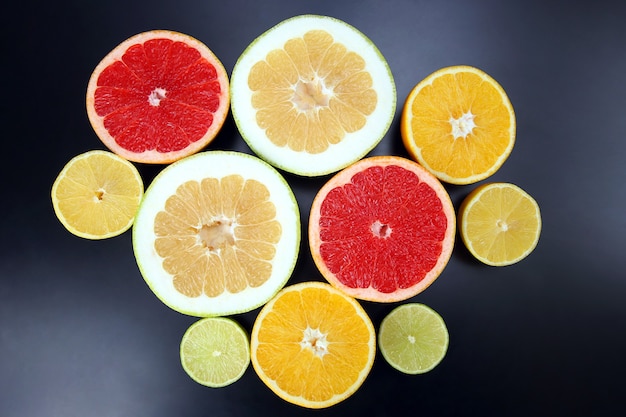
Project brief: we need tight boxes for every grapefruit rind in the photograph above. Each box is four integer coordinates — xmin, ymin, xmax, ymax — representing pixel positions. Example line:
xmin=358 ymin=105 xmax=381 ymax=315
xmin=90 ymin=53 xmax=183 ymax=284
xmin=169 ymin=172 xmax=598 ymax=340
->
xmin=401 ymin=65 xmax=516 ymax=185
xmin=86 ymin=30 xmax=230 ymax=164
xmin=230 ymin=14 xmax=396 ymax=176
xmin=309 ymin=156 xmax=455 ymax=302
xmin=250 ymin=281 xmax=376 ymax=409
xmin=132 ymin=151 xmax=301 ymax=317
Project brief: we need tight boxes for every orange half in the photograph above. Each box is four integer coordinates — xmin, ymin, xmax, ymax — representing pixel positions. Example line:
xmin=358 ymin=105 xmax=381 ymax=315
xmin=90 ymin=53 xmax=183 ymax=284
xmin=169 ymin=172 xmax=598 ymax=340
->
xmin=401 ymin=65 xmax=515 ymax=185
xmin=250 ymin=281 xmax=376 ymax=408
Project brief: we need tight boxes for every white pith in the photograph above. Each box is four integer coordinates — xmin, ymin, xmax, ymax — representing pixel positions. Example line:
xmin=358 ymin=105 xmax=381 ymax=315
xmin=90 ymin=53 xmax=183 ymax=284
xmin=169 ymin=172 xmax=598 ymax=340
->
xmin=370 ymin=220 xmax=392 ymax=238
xmin=449 ymin=111 xmax=476 ymax=139
xmin=300 ymin=327 xmax=329 ymax=358
xmin=292 ymin=77 xmax=332 ymax=111
xmin=148 ymin=87 xmax=167 ymax=106
xmin=196 ymin=216 xmax=236 ymax=253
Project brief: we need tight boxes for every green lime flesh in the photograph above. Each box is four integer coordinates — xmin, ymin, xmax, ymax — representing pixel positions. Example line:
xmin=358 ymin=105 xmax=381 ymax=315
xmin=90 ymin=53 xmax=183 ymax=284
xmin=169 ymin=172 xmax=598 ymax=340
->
xmin=378 ymin=303 xmax=449 ymax=374
xmin=180 ymin=317 xmax=251 ymax=388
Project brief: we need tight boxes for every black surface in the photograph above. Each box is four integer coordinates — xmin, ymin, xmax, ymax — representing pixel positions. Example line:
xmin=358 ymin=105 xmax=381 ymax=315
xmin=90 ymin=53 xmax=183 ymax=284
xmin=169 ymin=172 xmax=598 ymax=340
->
xmin=3 ymin=1 xmax=626 ymax=416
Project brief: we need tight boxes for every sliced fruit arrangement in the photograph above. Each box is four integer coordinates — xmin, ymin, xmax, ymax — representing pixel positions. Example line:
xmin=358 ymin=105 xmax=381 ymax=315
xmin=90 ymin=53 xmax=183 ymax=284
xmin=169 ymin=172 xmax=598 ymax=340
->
xmin=378 ymin=303 xmax=449 ymax=374
xmin=51 ymin=150 xmax=144 ymax=239
xmin=230 ymin=14 xmax=396 ymax=176
xmin=250 ymin=281 xmax=376 ymax=408
xmin=180 ymin=317 xmax=250 ymax=388
xmin=309 ymin=155 xmax=455 ymax=302
xmin=49 ymin=13 xmax=543 ymax=404
xmin=86 ymin=30 xmax=230 ymax=164
xmin=459 ymin=182 xmax=541 ymax=266
xmin=132 ymin=151 xmax=301 ymax=317
xmin=401 ymin=65 xmax=516 ymax=185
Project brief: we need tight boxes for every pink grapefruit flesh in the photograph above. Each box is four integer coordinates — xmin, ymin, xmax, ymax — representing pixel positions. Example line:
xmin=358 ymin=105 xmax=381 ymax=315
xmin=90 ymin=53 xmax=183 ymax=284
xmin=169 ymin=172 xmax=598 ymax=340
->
xmin=86 ymin=30 xmax=230 ymax=164
xmin=309 ymin=155 xmax=455 ymax=302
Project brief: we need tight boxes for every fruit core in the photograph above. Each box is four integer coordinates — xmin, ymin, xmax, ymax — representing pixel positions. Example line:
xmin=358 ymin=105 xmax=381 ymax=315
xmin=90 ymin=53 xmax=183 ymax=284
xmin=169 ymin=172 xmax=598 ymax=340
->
xmin=292 ymin=78 xmax=331 ymax=111
xmin=94 ymin=189 xmax=105 ymax=201
xmin=371 ymin=220 xmax=392 ymax=238
xmin=300 ymin=327 xmax=329 ymax=358
xmin=449 ymin=111 xmax=476 ymax=139
xmin=152 ymin=176 xmax=281 ymax=298
xmin=197 ymin=218 xmax=235 ymax=252
xmin=148 ymin=87 xmax=167 ymax=106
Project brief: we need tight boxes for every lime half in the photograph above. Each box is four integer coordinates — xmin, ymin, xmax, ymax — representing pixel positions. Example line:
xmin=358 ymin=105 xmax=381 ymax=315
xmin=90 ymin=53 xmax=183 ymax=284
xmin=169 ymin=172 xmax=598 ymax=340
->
xmin=180 ymin=317 xmax=251 ymax=387
xmin=378 ymin=303 xmax=449 ymax=374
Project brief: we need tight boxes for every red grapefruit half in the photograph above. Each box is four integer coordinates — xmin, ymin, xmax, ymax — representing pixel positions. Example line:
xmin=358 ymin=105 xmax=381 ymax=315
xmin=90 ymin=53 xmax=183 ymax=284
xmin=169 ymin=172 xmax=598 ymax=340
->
xmin=86 ymin=30 xmax=230 ymax=164
xmin=309 ymin=155 xmax=455 ymax=302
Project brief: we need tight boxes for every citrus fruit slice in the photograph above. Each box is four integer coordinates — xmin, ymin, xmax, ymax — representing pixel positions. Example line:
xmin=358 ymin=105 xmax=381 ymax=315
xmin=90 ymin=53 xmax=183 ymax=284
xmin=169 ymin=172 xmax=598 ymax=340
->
xmin=180 ymin=317 xmax=250 ymax=388
xmin=86 ymin=30 xmax=230 ymax=164
xmin=378 ymin=303 xmax=449 ymax=374
xmin=309 ymin=155 xmax=455 ymax=302
xmin=230 ymin=14 xmax=396 ymax=176
xmin=459 ymin=182 xmax=541 ymax=266
xmin=51 ymin=150 xmax=144 ymax=239
xmin=132 ymin=151 xmax=300 ymax=317
xmin=401 ymin=65 xmax=516 ymax=185
xmin=250 ymin=281 xmax=376 ymax=409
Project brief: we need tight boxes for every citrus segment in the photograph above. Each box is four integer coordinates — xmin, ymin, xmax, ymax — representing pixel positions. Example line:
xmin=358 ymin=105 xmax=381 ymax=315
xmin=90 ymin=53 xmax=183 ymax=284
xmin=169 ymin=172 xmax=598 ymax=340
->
xmin=132 ymin=151 xmax=300 ymax=317
xmin=309 ymin=156 xmax=455 ymax=302
xmin=231 ymin=14 xmax=396 ymax=176
xmin=250 ymin=281 xmax=376 ymax=408
xmin=180 ymin=317 xmax=250 ymax=388
xmin=51 ymin=150 xmax=144 ymax=239
xmin=401 ymin=65 xmax=515 ymax=184
xmin=459 ymin=182 xmax=541 ymax=266
xmin=86 ymin=30 xmax=230 ymax=164
xmin=378 ymin=303 xmax=449 ymax=374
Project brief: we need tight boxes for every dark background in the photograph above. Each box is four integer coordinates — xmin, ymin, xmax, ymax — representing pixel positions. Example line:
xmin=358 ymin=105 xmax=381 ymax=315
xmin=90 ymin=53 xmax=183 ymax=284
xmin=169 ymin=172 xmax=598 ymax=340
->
xmin=2 ymin=0 xmax=625 ymax=416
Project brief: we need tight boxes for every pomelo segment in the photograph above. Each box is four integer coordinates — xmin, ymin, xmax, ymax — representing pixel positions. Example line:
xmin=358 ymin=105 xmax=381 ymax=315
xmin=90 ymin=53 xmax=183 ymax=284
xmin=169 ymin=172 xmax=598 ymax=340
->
xmin=132 ymin=151 xmax=300 ymax=317
xmin=86 ymin=30 xmax=230 ymax=164
xmin=230 ymin=14 xmax=396 ymax=176
xmin=309 ymin=155 xmax=455 ymax=302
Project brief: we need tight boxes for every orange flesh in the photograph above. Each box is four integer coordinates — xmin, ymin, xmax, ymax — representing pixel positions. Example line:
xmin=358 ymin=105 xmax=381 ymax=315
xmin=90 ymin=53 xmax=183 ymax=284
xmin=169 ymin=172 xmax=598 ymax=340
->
xmin=153 ymin=175 xmax=281 ymax=297
xmin=248 ymin=30 xmax=377 ymax=154
xmin=254 ymin=284 xmax=373 ymax=403
xmin=408 ymin=71 xmax=513 ymax=179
